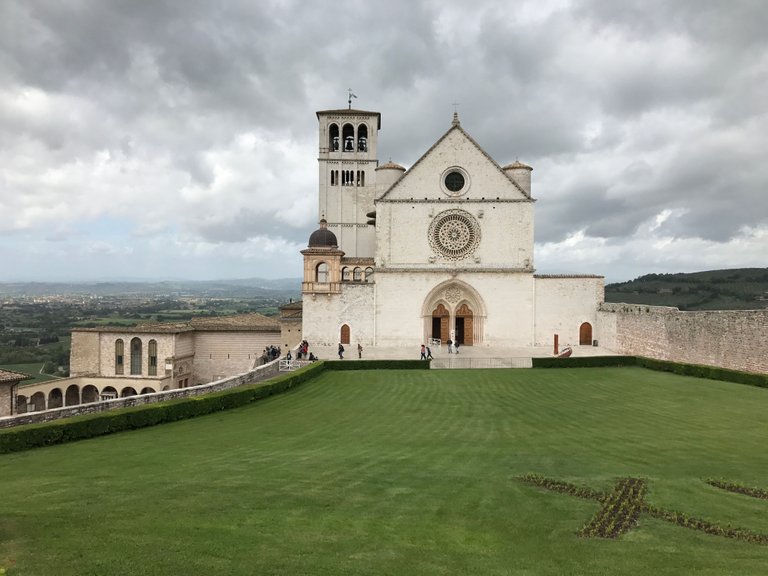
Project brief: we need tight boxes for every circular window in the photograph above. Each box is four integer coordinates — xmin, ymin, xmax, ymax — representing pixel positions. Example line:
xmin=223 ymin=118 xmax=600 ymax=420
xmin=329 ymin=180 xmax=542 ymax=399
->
xmin=428 ymin=209 xmax=481 ymax=260
xmin=445 ymin=171 xmax=465 ymax=192
xmin=440 ymin=166 xmax=470 ymax=196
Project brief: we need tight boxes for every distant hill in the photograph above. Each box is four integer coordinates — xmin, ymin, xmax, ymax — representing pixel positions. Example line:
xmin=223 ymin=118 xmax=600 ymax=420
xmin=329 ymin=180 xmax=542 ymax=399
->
xmin=605 ymin=268 xmax=768 ymax=310
xmin=0 ymin=278 xmax=302 ymax=299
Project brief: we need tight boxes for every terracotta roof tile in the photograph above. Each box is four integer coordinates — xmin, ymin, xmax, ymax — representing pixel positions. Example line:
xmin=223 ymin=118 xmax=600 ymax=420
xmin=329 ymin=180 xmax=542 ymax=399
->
xmin=0 ymin=368 xmax=32 ymax=383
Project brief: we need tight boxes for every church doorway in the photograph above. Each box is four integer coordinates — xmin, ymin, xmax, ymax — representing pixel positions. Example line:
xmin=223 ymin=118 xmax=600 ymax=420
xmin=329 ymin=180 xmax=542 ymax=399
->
xmin=431 ymin=304 xmax=450 ymax=342
xmin=455 ymin=303 xmax=474 ymax=346
xmin=340 ymin=324 xmax=350 ymax=344
xmin=579 ymin=322 xmax=593 ymax=345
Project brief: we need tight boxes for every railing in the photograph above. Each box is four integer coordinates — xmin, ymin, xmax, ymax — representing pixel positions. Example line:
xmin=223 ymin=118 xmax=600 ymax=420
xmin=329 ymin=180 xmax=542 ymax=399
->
xmin=279 ymin=359 xmax=315 ymax=372
xmin=430 ymin=357 xmax=532 ymax=369
xmin=428 ymin=338 xmax=441 ymax=347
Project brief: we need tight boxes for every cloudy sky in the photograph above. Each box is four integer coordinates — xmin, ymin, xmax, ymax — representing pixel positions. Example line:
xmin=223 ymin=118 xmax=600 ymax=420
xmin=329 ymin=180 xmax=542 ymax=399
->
xmin=1 ymin=0 xmax=766 ymax=284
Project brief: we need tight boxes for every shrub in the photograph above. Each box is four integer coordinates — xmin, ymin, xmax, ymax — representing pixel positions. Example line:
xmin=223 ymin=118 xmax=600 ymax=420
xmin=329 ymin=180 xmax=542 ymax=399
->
xmin=324 ymin=360 xmax=430 ymax=371
xmin=532 ymin=356 xmax=636 ymax=369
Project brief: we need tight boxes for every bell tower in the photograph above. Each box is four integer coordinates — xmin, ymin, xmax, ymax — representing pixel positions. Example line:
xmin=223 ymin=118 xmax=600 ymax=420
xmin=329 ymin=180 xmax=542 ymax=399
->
xmin=316 ymin=107 xmax=381 ymax=258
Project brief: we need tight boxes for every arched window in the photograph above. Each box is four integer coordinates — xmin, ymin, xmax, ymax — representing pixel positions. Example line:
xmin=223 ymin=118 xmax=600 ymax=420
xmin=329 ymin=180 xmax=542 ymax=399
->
xmin=329 ymin=124 xmax=339 ymax=151
xmin=331 ymin=170 xmax=336 ymax=186
xmin=148 ymin=339 xmax=158 ymax=376
xmin=316 ymin=262 xmax=329 ymax=283
xmin=340 ymin=324 xmax=350 ymax=344
xmin=353 ymin=267 xmax=362 ymax=281
xmin=130 ymin=337 xmax=142 ymax=375
xmin=342 ymin=267 xmax=351 ymax=281
xmin=364 ymin=267 xmax=374 ymax=281
xmin=356 ymin=170 xmax=365 ymax=186
xmin=342 ymin=123 xmax=354 ymax=152
xmin=358 ymin=124 xmax=368 ymax=151
xmin=115 ymin=339 xmax=124 ymax=375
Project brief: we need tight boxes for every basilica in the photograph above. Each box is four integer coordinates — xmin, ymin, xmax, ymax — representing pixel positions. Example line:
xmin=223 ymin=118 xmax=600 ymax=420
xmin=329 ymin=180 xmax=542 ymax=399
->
xmin=301 ymin=108 xmax=604 ymax=348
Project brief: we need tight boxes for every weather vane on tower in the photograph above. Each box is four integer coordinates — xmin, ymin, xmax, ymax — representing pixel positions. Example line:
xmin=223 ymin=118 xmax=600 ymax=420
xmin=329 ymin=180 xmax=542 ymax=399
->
xmin=348 ymin=88 xmax=357 ymax=109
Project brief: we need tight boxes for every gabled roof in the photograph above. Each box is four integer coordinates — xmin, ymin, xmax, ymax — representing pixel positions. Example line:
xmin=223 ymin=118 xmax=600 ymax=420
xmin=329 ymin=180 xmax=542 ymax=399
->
xmin=378 ymin=119 xmax=532 ymax=201
xmin=0 ymin=368 xmax=31 ymax=383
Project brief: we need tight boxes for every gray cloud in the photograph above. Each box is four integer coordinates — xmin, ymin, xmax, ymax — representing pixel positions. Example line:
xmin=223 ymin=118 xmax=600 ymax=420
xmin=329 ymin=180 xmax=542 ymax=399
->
xmin=1 ymin=0 xmax=766 ymax=281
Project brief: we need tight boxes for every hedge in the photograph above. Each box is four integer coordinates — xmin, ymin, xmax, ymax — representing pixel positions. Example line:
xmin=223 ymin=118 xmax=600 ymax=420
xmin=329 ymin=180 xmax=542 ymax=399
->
xmin=633 ymin=356 xmax=768 ymax=389
xmin=533 ymin=355 xmax=768 ymax=389
xmin=532 ymin=356 xmax=636 ymax=369
xmin=324 ymin=359 xmax=430 ymax=371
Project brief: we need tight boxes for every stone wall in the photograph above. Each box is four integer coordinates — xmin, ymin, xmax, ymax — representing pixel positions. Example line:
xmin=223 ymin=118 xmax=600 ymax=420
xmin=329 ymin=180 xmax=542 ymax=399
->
xmin=70 ymin=331 xmax=100 ymax=376
xmin=0 ymin=360 xmax=281 ymax=429
xmin=192 ymin=331 xmax=280 ymax=384
xmin=281 ymin=316 xmax=303 ymax=350
xmin=303 ymin=283 xmax=375 ymax=346
xmin=533 ymin=276 xmax=604 ymax=347
xmin=0 ymin=382 xmax=15 ymax=417
xmin=598 ymin=303 xmax=768 ymax=374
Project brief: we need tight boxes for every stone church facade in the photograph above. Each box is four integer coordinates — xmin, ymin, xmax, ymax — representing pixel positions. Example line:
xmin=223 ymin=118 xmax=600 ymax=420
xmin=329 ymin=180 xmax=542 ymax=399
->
xmin=301 ymin=109 xmax=604 ymax=348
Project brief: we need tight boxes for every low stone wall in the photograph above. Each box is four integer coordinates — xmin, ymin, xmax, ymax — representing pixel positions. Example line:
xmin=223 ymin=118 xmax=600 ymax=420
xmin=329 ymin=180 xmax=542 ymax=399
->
xmin=597 ymin=303 xmax=768 ymax=374
xmin=0 ymin=360 xmax=280 ymax=429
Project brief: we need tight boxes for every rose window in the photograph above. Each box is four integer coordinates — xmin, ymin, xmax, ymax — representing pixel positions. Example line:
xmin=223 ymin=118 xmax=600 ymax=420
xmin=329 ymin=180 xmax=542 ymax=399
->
xmin=429 ymin=210 xmax=481 ymax=260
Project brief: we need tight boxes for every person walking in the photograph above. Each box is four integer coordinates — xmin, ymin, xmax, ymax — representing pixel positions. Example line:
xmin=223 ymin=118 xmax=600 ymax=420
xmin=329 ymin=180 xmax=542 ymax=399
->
xmin=338 ymin=343 xmax=344 ymax=359
xmin=426 ymin=346 xmax=433 ymax=360
xmin=447 ymin=338 xmax=453 ymax=354
xmin=455 ymin=340 xmax=460 ymax=354
xmin=358 ymin=343 xmax=363 ymax=359
xmin=420 ymin=344 xmax=427 ymax=360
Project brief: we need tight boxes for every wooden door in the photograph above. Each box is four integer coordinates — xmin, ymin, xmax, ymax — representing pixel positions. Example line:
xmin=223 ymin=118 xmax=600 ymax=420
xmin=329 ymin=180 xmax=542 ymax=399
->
xmin=579 ymin=322 xmax=592 ymax=345
xmin=455 ymin=303 xmax=474 ymax=346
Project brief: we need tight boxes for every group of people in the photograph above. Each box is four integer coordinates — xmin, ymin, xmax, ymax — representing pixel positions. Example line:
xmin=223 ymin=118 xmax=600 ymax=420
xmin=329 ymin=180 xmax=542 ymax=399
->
xmin=290 ymin=340 xmax=317 ymax=362
xmin=419 ymin=344 xmax=434 ymax=360
xmin=296 ymin=340 xmax=310 ymax=360
xmin=260 ymin=345 xmax=282 ymax=365
xmin=446 ymin=339 xmax=460 ymax=354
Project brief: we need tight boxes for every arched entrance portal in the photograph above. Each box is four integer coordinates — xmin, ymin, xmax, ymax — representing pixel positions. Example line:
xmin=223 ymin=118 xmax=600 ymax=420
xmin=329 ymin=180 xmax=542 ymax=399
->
xmin=340 ymin=324 xmax=350 ymax=345
xmin=422 ymin=280 xmax=486 ymax=346
xmin=431 ymin=304 xmax=450 ymax=342
xmin=579 ymin=322 xmax=593 ymax=345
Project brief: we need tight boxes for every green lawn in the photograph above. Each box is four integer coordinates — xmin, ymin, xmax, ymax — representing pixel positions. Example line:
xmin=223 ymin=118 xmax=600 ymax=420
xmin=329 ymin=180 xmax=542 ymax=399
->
xmin=1 ymin=367 xmax=767 ymax=575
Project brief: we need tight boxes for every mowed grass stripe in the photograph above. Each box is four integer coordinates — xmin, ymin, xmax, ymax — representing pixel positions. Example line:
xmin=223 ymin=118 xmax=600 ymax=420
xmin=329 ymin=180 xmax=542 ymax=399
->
xmin=2 ymin=367 xmax=768 ymax=576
